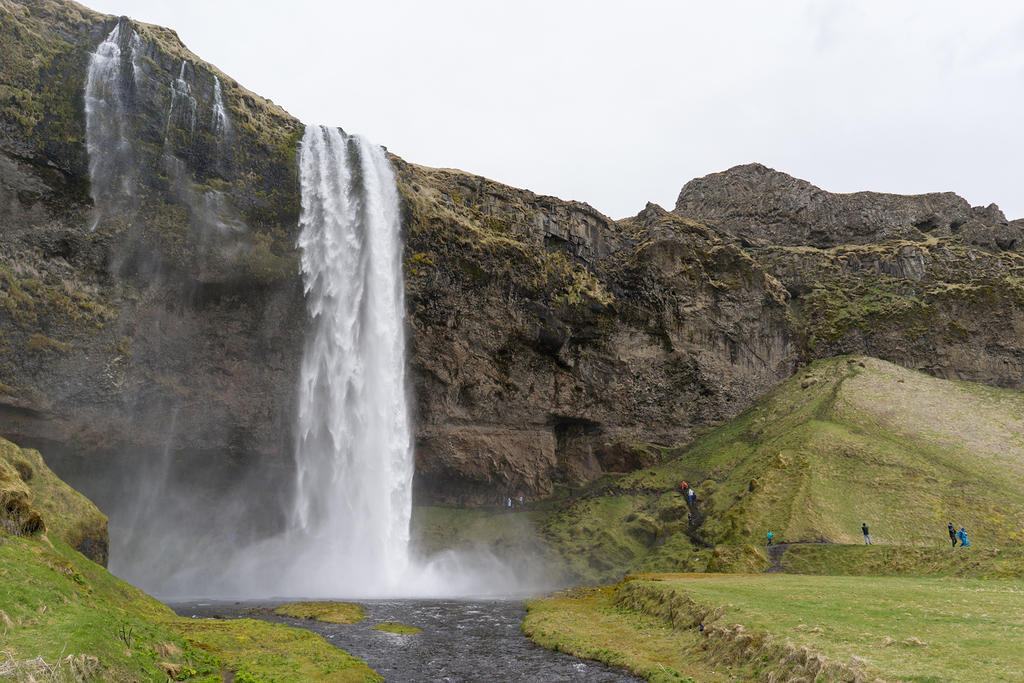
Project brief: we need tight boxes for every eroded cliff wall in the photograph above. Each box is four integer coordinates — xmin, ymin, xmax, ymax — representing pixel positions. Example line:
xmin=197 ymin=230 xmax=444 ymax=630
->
xmin=1 ymin=0 xmax=1022 ymax=524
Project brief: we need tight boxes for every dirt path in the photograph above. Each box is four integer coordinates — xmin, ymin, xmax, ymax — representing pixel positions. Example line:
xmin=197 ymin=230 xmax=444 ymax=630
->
xmin=763 ymin=542 xmax=840 ymax=573
xmin=764 ymin=543 xmax=792 ymax=573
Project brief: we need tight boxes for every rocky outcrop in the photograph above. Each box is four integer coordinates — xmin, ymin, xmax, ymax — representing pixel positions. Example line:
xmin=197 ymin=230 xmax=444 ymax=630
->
xmin=0 ymin=436 xmax=107 ymax=564
xmin=1 ymin=0 xmax=1022 ymax=522
xmin=675 ymin=162 xmax=1007 ymax=248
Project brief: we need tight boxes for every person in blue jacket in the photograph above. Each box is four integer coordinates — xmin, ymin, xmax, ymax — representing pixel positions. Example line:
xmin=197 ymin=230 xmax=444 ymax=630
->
xmin=957 ymin=527 xmax=970 ymax=547
xmin=766 ymin=531 xmax=773 ymax=546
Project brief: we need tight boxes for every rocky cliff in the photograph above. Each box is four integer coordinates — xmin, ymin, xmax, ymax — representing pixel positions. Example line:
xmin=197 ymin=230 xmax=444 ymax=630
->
xmin=1 ymin=0 xmax=1022 ymax=536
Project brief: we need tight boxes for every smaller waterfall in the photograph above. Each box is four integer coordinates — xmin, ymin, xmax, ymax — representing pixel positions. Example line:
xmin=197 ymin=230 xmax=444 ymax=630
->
xmin=84 ymin=23 xmax=137 ymax=230
xmin=165 ymin=60 xmax=197 ymax=146
xmin=128 ymin=30 xmax=145 ymax=86
xmin=211 ymin=76 xmax=230 ymax=135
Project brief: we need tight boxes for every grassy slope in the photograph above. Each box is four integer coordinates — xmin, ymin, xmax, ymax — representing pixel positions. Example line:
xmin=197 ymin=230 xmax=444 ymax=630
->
xmin=525 ymin=573 xmax=1024 ymax=682
xmin=0 ymin=438 xmax=380 ymax=683
xmin=523 ymin=586 xmax=731 ymax=683
xmin=538 ymin=356 xmax=1024 ymax=582
xmin=1 ymin=438 xmax=107 ymax=561
xmin=0 ymin=532 xmax=381 ymax=682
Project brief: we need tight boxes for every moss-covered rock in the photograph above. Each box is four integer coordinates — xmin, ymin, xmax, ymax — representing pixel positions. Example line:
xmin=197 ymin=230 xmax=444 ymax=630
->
xmin=274 ymin=601 xmax=366 ymax=624
xmin=0 ymin=436 xmax=107 ymax=564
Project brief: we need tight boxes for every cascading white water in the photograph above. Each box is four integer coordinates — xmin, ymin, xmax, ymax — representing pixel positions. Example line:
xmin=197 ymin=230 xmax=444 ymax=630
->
xmin=84 ymin=23 xmax=137 ymax=229
xmin=288 ymin=124 xmax=413 ymax=594
xmin=211 ymin=76 xmax=230 ymax=135
xmin=165 ymin=60 xmax=197 ymax=145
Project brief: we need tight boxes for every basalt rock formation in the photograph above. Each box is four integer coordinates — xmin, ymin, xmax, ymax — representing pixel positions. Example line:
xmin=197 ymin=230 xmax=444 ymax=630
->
xmin=1 ymin=0 xmax=1022 ymax=533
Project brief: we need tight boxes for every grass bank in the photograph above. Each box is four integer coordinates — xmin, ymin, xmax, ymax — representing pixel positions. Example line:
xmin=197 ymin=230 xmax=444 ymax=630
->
xmin=0 ymin=434 xmax=380 ymax=682
xmin=525 ymin=573 xmax=1024 ymax=682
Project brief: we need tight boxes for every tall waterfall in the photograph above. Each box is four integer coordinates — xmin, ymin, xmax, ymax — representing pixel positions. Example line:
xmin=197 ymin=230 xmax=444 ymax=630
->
xmin=288 ymin=125 xmax=413 ymax=594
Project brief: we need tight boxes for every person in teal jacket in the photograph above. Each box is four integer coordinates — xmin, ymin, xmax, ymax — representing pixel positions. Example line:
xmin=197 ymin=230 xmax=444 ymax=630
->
xmin=957 ymin=527 xmax=970 ymax=547
xmin=766 ymin=531 xmax=774 ymax=546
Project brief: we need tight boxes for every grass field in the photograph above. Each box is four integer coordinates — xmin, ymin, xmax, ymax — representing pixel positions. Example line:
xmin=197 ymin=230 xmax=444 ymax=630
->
xmin=525 ymin=573 xmax=1024 ymax=682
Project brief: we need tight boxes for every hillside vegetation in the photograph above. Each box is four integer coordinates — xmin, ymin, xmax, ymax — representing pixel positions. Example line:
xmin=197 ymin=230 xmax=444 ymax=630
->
xmin=0 ymin=438 xmax=380 ymax=682
xmin=538 ymin=356 xmax=1024 ymax=582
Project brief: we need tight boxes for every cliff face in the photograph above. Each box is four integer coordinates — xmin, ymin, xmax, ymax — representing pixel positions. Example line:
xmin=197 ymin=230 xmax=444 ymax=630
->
xmin=1 ymin=0 xmax=1022 ymax=522
xmin=675 ymin=162 xmax=1014 ymax=248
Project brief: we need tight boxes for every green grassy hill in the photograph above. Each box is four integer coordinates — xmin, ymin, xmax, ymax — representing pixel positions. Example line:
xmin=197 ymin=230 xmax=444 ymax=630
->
xmin=539 ymin=356 xmax=1024 ymax=582
xmin=0 ymin=437 xmax=380 ymax=682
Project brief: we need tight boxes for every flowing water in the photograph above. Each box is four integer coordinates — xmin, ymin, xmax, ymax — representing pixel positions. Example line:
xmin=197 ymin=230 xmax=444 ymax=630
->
xmin=285 ymin=125 xmax=414 ymax=595
xmin=172 ymin=599 xmax=639 ymax=682
xmin=84 ymin=22 xmax=138 ymax=229
xmin=211 ymin=75 xmax=230 ymax=135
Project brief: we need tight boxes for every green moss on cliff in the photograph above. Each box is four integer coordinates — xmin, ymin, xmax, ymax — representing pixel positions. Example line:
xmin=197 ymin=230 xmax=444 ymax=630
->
xmin=396 ymin=163 xmax=613 ymax=311
xmin=0 ymin=437 xmax=107 ymax=562
xmin=759 ymin=240 xmax=1024 ymax=354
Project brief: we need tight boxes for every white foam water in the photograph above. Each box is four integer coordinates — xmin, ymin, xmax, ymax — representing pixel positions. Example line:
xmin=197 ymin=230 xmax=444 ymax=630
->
xmin=84 ymin=23 xmax=137 ymax=229
xmin=286 ymin=124 xmax=414 ymax=594
xmin=211 ymin=75 xmax=230 ymax=135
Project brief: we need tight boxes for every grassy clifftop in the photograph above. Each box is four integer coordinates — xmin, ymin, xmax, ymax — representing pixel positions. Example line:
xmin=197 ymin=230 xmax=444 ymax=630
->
xmin=539 ymin=355 xmax=1024 ymax=582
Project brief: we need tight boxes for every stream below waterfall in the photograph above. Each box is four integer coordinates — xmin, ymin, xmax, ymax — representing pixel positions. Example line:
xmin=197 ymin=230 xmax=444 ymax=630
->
xmin=171 ymin=599 xmax=639 ymax=681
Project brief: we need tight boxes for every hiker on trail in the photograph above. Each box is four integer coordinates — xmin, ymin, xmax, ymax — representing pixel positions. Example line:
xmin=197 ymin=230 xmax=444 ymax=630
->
xmin=948 ymin=522 xmax=957 ymax=548
xmin=680 ymin=481 xmax=689 ymax=494
xmin=506 ymin=497 xmax=512 ymax=510
xmin=862 ymin=523 xmax=872 ymax=545
xmin=688 ymin=488 xmax=696 ymax=505
xmin=766 ymin=531 xmax=774 ymax=546
xmin=957 ymin=527 xmax=970 ymax=547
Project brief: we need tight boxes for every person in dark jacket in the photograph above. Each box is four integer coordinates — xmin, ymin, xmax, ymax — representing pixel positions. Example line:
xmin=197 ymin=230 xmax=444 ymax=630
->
xmin=862 ymin=523 xmax=872 ymax=545
xmin=948 ymin=522 xmax=957 ymax=548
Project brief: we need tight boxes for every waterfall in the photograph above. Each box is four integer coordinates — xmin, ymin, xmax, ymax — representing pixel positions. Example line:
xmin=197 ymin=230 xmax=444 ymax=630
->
xmin=288 ymin=124 xmax=413 ymax=594
xmin=84 ymin=23 xmax=137 ymax=229
xmin=165 ymin=60 xmax=197 ymax=146
xmin=211 ymin=76 xmax=230 ymax=135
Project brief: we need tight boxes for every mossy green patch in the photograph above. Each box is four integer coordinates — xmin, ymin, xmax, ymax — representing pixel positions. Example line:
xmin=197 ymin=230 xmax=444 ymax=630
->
xmin=373 ymin=622 xmax=422 ymax=635
xmin=274 ymin=601 xmax=366 ymax=624
xmin=173 ymin=617 xmax=381 ymax=682
xmin=0 ymin=437 xmax=107 ymax=563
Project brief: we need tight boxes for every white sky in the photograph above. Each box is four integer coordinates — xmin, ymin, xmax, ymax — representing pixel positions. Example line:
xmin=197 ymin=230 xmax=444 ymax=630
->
xmin=82 ymin=0 xmax=1024 ymax=220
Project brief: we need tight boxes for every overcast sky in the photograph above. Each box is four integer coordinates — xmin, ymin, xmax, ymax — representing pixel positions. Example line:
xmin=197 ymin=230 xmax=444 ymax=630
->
xmin=83 ymin=0 xmax=1023 ymax=220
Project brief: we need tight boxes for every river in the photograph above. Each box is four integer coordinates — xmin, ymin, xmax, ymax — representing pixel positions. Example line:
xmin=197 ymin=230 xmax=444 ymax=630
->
xmin=171 ymin=598 xmax=638 ymax=681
